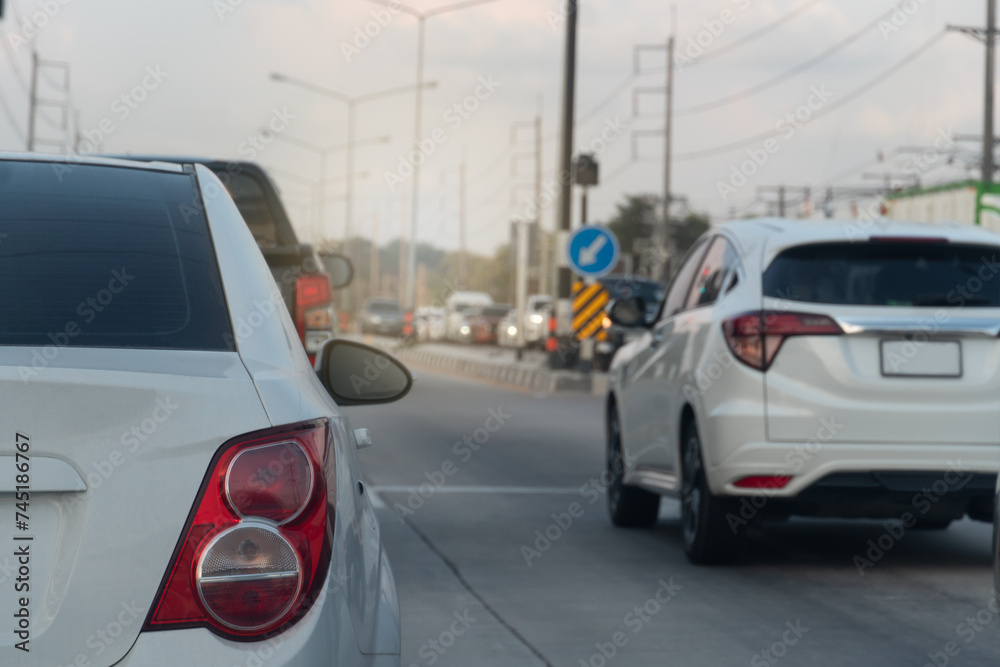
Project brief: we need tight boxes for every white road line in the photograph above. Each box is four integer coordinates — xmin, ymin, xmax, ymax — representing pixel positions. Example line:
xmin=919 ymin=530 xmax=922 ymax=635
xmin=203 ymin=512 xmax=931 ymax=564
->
xmin=371 ymin=485 xmax=593 ymax=495
xmin=367 ymin=489 xmax=388 ymax=509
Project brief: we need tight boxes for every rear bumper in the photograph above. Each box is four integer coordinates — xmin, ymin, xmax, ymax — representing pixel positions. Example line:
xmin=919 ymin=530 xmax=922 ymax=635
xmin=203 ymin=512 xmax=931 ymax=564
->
xmin=114 ymin=564 xmax=400 ymax=666
xmin=709 ymin=440 xmax=999 ymax=500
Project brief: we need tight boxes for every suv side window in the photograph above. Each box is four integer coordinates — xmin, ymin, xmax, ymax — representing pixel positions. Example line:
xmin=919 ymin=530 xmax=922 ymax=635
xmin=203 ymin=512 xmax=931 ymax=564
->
xmin=659 ymin=238 xmax=710 ymax=320
xmin=685 ymin=237 xmax=740 ymax=309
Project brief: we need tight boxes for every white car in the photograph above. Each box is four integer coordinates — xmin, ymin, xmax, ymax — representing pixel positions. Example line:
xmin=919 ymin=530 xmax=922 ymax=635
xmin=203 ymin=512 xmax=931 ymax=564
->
xmin=445 ymin=291 xmax=492 ymax=341
xmin=0 ymin=154 xmax=407 ymax=665
xmin=607 ymin=218 xmax=1000 ymax=564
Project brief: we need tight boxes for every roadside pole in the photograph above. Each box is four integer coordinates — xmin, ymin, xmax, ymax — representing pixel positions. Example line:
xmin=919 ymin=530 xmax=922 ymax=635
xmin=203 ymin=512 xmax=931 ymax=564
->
xmin=514 ymin=219 xmax=529 ymax=362
xmin=550 ymin=0 xmax=578 ymax=370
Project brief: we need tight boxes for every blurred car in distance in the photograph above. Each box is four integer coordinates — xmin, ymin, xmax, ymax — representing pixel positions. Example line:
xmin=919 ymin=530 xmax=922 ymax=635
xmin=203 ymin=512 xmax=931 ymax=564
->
xmin=524 ymin=294 xmax=553 ymax=348
xmin=606 ymin=218 xmax=1000 ymax=565
xmin=463 ymin=304 xmax=512 ymax=344
xmin=0 ymin=153 xmax=408 ymax=666
xmin=445 ymin=291 xmax=493 ymax=341
xmin=415 ymin=306 xmax=448 ymax=342
xmin=359 ymin=297 xmax=406 ymax=336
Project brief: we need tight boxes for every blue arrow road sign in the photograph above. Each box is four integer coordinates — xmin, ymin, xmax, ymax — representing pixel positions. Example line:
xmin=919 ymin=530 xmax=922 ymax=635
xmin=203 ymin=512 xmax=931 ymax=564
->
xmin=568 ymin=225 xmax=620 ymax=278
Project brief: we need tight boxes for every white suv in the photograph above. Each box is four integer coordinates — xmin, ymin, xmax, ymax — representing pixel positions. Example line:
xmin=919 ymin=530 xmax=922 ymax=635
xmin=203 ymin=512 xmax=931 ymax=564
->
xmin=606 ymin=218 xmax=1000 ymax=564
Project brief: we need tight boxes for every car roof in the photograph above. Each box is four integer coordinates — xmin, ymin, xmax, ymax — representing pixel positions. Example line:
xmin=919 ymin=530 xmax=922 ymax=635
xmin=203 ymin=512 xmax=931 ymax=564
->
xmin=720 ymin=216 xmax=1000 ymax=246
xmin=717 ymin=217 xmax=1000 ymax=265
xmin=0 ymin=151 xmax=185 ymax=174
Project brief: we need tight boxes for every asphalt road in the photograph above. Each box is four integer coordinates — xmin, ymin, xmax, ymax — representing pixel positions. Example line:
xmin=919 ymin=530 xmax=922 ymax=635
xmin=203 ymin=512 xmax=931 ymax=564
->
xmin=345 ymin=370 xmax=1000 ymax=667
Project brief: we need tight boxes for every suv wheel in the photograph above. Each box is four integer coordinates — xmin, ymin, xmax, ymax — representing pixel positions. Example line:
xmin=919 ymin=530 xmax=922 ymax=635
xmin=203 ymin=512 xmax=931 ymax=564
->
xmin=681 ymin=421 xmax=741 ymax=565
xmin=606 ymin=407 xmax=660 ymax=528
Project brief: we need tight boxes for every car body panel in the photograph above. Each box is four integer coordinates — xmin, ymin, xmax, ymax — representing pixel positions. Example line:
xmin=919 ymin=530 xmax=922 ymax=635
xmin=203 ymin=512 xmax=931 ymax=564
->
xmin=0 ymin=348 xmax=271 ymax=667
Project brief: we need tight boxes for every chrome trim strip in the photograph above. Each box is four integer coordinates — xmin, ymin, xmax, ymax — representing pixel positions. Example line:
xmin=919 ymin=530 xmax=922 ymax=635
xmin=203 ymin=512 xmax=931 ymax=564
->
xmin=834 ymin=316 xmax=1000 ymax=337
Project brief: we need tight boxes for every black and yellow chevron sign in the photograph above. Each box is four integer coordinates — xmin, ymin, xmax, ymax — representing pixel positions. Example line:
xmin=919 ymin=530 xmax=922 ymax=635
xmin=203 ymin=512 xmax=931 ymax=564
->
xmin=572 ymin=281 xmax=610 ymax=341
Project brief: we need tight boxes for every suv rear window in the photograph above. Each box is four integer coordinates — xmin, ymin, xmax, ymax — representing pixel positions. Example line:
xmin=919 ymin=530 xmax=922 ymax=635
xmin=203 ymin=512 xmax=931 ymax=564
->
xmin=764 ymin=242 xmax=1000 ymax=307
xmin=0 ymin=161 xmax=235 ymax=350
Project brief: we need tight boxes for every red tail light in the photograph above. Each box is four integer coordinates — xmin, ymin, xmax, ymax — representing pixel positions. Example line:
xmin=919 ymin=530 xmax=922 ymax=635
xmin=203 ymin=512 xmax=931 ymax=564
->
xmin=296 ymin=273 xmax=333 ymax=362
xmin=295 ymin=273 xmax=332 ymax=336
xmin=145 ymin=421 xmax=333 ymax=639
xmin=722 ymin=311 xmax=842 ymax=371
xmin=734 ymin=475 xmax=792 ymax=490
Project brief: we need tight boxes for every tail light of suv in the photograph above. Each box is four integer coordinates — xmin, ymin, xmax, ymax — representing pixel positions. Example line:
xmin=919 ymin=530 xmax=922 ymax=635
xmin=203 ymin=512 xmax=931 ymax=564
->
xmin=295 ymin=273 xmax=333 ymax=359
xmin=723 ymin=311 xmax=843 ymax=371
xmin=145 ymin=421 xmax=333 ymax=639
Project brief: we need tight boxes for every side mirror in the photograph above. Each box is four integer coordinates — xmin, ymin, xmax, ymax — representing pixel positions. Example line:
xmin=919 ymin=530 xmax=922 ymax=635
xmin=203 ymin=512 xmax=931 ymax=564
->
xmin=608 ymin=297 xmax=648 ymax=328
xmin=320 ymin=252 xmax=354 ymax=289
xmin=315 ymin=339 xmax=412 ymax=406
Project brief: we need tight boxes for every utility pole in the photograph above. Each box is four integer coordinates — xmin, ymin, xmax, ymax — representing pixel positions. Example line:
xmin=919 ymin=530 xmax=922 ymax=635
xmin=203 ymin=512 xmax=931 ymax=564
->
xmin=511 ymin=117 xmax=542 ymax=294
xmin=459 ymin=154 xmax=467 ymax=284
xmin=758 ymin=185 xmax=812 ymax=218
xmin=988 ymin=0 xmax=996 ymax=184
xmin=370 ymin=211 xmax=380 ymax=298
xmin=664 ymin=33 xmax=675 ymax=251
xmin=514 ymin=219 xmax=529 ymax=360
xmin=27 ymin=51 xmax=37 ymax=152
xmin=633 ymin=15 xmax=676 ymax=280
xmin=552 ymin=0 xmax=578 ymax=369
xmin=534 ymin=107 xmax=546 ymax=295
xmin=948 ymin=0 xmax=998 ymax=182
xmin=398 ymin=195 xmax=407 ymax=307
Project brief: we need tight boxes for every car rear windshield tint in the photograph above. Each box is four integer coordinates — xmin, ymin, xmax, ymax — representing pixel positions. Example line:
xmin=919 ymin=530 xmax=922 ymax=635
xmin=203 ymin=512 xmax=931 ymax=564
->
xmin=763 ymin=242 xmax=1000 ymax=307
xmin=0 ymin=161 xmax=235 ymax=350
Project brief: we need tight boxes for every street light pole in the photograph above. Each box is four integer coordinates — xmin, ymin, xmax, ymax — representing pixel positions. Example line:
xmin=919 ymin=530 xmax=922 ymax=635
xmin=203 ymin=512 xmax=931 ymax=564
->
xmin=369 ymin=0 xmax=501 ymax=309
xmin=408 ymin=15 xmax=426 ymax=310
xmin=270 ymin=73 xmax=436 ymax=239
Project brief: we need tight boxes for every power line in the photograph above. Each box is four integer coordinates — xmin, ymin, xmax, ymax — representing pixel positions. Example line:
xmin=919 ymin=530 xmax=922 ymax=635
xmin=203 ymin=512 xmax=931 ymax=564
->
xmin=677 ymin=3 xmax=899 ymax=116
xmin=682 ymin=0 xmax=824 ymax=69
xmin=675 ymin=31 xmax=947 ymax=162
xmin=468 ymin=145 xmax=510 ymax=186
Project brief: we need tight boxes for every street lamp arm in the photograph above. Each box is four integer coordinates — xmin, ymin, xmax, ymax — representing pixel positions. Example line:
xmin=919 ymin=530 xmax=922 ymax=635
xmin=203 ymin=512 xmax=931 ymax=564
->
xmin=323 ymin=135 xmax=392 ymax=154
xmin=269 ymin=72 xmax=353 ymax=104
xmin=363 ymin=0 xmax=424 ymax=18
xmin=425 ymin=0 xmax=502 ymax=18
xmin=264 ymin=130 xmax=324 ymax=154
xmin=354 ymin=80 xmax=439 ymax=105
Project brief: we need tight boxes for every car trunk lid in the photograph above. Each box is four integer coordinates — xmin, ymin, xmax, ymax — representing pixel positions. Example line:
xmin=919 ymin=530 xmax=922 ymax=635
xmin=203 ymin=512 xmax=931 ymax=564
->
xmin=0 ymin=348 xmax=270 ymax=667
xmin=761 ymin=237 xmax=1000 ymax=444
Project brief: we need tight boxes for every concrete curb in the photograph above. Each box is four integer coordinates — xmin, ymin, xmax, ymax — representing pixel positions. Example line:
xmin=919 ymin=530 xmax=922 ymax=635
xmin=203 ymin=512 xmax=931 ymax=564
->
xmin=373 ymin=342 xmax=604 ymax=395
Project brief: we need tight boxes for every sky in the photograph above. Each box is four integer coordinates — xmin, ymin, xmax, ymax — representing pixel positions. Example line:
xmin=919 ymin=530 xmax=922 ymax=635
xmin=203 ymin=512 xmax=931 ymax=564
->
xmin=0 ymin=0 xmax=991 ymax=255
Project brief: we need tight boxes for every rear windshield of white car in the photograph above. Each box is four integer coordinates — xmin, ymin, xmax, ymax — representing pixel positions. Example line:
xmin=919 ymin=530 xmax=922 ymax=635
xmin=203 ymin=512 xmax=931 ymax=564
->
xmin=763 ymin=241 xmax=1000 ymax=307
xmin=0 ymin=161 xmax=235 ymax=350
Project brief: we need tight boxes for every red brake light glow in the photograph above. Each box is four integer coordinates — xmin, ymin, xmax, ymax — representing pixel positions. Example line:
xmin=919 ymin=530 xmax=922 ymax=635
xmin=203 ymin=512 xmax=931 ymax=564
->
xmin=723 ymin=311 xmax=842 ymax=371
xmin=734 ymin=475 xmax=792 ymax=489
xmin=145 ymin=421 xmax=332 ymax=639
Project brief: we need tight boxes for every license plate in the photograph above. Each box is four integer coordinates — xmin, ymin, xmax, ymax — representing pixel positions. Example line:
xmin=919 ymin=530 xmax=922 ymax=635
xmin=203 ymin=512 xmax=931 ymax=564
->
xmin=880 ymin=339 xmax=962 ymax=378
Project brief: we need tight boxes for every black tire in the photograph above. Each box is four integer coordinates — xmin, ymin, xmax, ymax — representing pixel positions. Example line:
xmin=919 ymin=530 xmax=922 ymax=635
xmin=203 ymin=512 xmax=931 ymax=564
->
xmin=680 ymin=421 xmax=742 ymax=565
xmin=606 ymin=407 xmax=660 ymax=528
